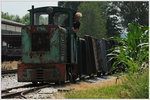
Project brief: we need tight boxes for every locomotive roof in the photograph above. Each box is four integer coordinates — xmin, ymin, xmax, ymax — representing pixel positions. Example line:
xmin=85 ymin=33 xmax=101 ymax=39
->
xmin=28 ymin=6 xmax=75 ymax=13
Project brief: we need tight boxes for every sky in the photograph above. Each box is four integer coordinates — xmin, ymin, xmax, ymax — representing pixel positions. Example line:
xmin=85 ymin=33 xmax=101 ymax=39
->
xmin=1 ymin=1 xmax=58 ymax=18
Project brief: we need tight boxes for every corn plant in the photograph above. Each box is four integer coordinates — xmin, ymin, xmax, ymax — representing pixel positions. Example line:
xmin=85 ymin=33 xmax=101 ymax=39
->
xmin=108 ymin=23 xmax=149 ymax=73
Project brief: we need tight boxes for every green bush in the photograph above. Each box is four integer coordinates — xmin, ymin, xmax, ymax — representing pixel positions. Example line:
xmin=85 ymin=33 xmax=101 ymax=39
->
xmin=108 ymin=23 xmax=149 ymax=73
xmin=107 ymin=23 xmax=149 ymax=98
xmin=122 ymin=70 xmax=149 ymax=98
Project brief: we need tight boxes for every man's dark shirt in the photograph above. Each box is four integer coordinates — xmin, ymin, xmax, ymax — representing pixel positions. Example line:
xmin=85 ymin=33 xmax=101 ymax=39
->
xmin=73 ymin=21 xmax=80 ymax=30
xmin=73 ymin=21 xmax=80 ymax=38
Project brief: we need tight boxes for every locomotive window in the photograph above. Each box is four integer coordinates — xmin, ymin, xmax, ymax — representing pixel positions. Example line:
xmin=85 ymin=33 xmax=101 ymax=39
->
xmin=53 ymin=12 xmax=69 ymax=27
xmin=34 ymin=13 xmax=48 ymax=25
xmin=31 ymin=31 xmax=50 ymax=51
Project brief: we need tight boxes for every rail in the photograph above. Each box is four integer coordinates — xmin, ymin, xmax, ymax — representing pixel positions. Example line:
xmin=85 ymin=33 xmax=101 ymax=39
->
xmin=2 ymin=83 xmax=50 ymax=99
xmin=2 ymin=69 xmax=18 ymax=74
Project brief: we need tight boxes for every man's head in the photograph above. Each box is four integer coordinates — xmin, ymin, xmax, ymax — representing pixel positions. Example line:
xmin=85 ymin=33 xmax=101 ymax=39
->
xmin=74 ymin=12 xmax=82 ymax=22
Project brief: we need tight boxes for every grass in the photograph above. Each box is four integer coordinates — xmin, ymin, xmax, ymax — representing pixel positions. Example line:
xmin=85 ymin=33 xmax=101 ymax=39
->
xmin=122 ymin=70 xmax=149 ymax=98
xmin=65 ymin=70 xmax=149 ymax=99
xmin=111 ymin=72 xmax=124 ymax=76
xmin=65 ymin=85 xmax=129 ymax=99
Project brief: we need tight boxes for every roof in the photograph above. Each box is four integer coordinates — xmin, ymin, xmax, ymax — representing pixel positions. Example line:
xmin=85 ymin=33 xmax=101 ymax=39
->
xmin=28 ymin=6 xmax=75 ymax=13
xmin=1 ymin=18 xmax=25 ymax=27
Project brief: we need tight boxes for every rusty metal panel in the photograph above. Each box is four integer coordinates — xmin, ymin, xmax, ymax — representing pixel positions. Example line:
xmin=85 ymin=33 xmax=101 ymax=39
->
xmin=84 ymin=35 xmax=97 ymax=75
xmin=92 ymin=39 xmax=98 ymax=70
xmin=77 ymin=38 xmax=87 ymax=75
xmin=66 ymin=32 xmax=77 ymax=64
xmin=92 ymin=38 xmax=103 ymax=73
xmin=18 ymin=63 xmax=66 ymax=82
xmin=96 ymin=40 xmax=103 ymax=72
xmin=99 ymin=39 xmax=116 ymax=73
xmin=100 ymin=39 xmax=108 ymax=72
xmin=71 ymin=34 xmax=77 ymax=64
xmin=22 ymin=25 xmax=67 ymax=64
xmin=23 ymin=68 xmax=60 ymax=81
xmin=105 ymin=39 xmax=118 ymax=72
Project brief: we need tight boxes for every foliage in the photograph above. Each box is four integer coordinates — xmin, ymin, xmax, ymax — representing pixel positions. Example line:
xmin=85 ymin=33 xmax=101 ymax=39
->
xmin=106 ymin=16 xmax=121 ymax=37
xmin=105 ymin=2 xmax=122 ymax=37
xmin=105 ymin=1 xmax=148 ymax=37
xmin=2 ymin=11 xmax=30 ymax=25
xmin=77 ymin=2 xmax=107 ymax=39
xmin=58 ymin=1 xmax=81 ymax=11
xmin=108 ymin=23 xmax=149 ymax=73
xmin=117 ymin=2 xmax=149 ymax=28
xmin=2 ymin=12 xmax=21 ymax=22
xmin=20 ymin=13 xmax=30 ymax=25
xmin=122 ymin=70 xmax=149 ymax=98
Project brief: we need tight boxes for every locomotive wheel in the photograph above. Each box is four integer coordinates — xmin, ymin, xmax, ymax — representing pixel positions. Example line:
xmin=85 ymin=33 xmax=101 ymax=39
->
xmin=69 ymin=73 xmax=76 ymax=83
xmin=32 ymin=82 xmax=44 ymax=85
xmin=69 ymin=73 xmax=73 ymax=82
xmin=107 ymin=72 xmax=112 ymax=75
xmin=55 ymin=81 xmax=65 ymax=85
xmin=89 ymin=74 xmax=94 ymax=78
xmin=97 ymin=72 xmax=101 ymax=77
xmin=32 ymin=82 xmax=38 ymax=85
xmin=72 ymin=74 xmax=77 ymax=83
xmin=102 ymin=72 xmax=105 ymax=76
xmin=55 ymin=81 xmax=60 ymax=85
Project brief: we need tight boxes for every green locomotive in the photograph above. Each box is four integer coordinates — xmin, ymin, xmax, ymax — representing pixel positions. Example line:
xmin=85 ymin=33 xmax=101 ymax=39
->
xmin=18 ymin=6 xmax=78 ymax=83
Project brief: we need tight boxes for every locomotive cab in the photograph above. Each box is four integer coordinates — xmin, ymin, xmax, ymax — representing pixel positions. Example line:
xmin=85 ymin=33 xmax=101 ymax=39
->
xmin=18 ymin=6 xmax=78 ymax=83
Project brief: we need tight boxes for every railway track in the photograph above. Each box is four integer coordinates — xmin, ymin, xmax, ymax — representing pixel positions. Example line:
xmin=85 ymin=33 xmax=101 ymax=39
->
xmin=1 ymin=83 xmax=50 ymax=99
xmin=2 ymin=73 xmax=112 ymax=99
xmin=2 ymin=69 xmax=17 ymax=74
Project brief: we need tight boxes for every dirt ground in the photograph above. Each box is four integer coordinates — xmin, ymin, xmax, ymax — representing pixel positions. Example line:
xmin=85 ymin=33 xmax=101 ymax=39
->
xmin=52 ymin=77 xmax=122 ymax=99
xmin=63 ymin=77 xmax=122 ymax=91
xmin=2 ymin=61 xmax=21 ymax=70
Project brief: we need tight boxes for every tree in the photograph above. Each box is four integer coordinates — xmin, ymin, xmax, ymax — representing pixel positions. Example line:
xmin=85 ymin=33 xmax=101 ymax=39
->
xmin=2 ymin=12 xmax=12 ymax=20
xmin=118 ymin=2 xmax=149 ymax=28
xmin=21 ymin=13 xmax=30 ymax=25
xmin=14 ymin=15 xmax=21 ymax=22
xmin=105 ymin=2 xmax=122 ymax=37
xmin=77 ymin=2 xmax=107 ymax=39
xmin=2 ymin=11 xmax=21 ymax=23
xmin=58 ymin=1 xmax=81 ymax=11
xmin=105 ymin=1 xmax=149 ymax=37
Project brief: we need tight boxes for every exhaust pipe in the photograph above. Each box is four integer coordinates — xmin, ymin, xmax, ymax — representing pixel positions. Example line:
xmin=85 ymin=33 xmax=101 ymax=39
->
xmin=32 ymin=5 xmax=34 ymax=25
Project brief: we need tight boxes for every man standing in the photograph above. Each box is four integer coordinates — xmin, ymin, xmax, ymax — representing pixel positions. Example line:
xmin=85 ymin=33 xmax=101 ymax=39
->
xmin=72 ymin=12 xmax=82 ymax=64
xmin=72 ymin=12 xmax=82 ymax=37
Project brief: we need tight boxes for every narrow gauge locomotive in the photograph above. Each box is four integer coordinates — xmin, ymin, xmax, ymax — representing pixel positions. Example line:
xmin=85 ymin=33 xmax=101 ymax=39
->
xmin=18 ymin=6 xmax=116 ymax=84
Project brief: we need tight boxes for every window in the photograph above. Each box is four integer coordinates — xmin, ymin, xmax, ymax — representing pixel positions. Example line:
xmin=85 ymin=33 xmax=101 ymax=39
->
xmin=6 ymin=25 xmax=15 ymax=31
xmin=16 ymin=26 xmax=21 ymax=32
xmin=54 ymin=12 xmax=69 ymax=27
xmin=34 ymin=13 xmax=48 ymax=25
xmin=2 ymin=24 xmax=6 ymax=30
